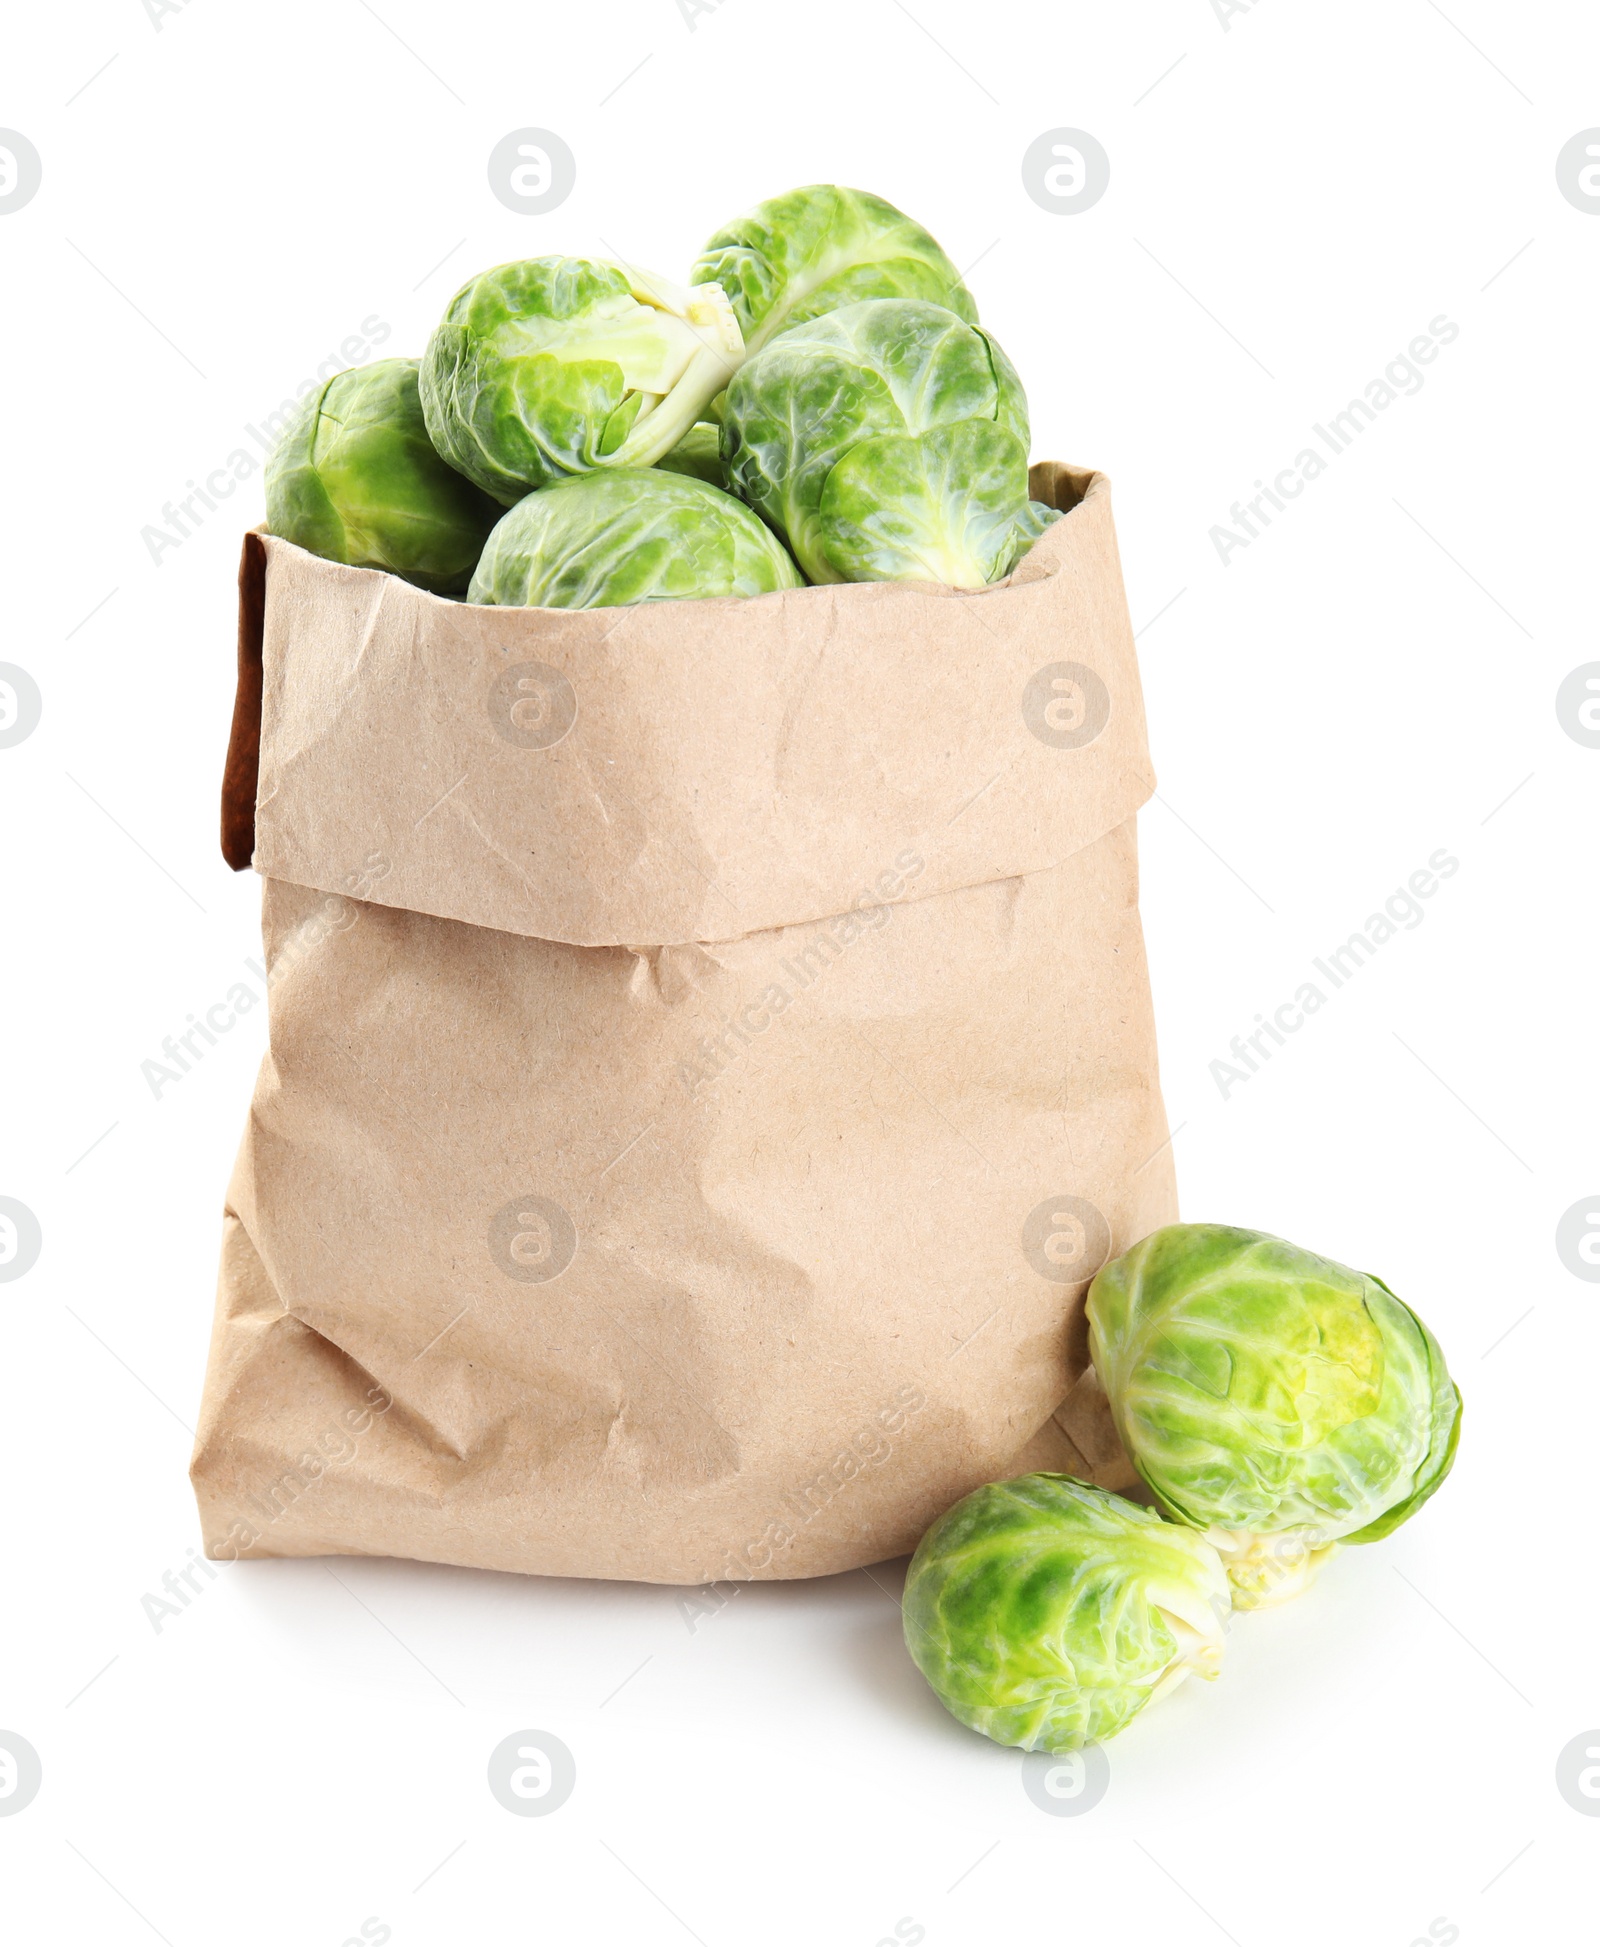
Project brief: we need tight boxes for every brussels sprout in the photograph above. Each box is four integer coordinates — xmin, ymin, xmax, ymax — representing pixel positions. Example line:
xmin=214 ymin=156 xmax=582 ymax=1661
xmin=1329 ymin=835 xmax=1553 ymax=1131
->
xmin=655 ymin=422 xmax=726 ymax=489
xmin=264 ymin=358 xmax=500 ymax=593
xmin=467 ymin=468 xmax=803 ymax=609
xmin=1088 ymin=1225 xmax=1462 ymax=1609
xmin=692 ymin=184 xmax=977 ymax=357
xmin=722 ymin=299 xmax=1036 ymax=587
xmin=420 ymin=257 xmax=745 ymax=504
xmin=903 ymin=1474 xmax=1228 ymax=1752
xmin=1013 ymin=499 xmax=1066 ymax=552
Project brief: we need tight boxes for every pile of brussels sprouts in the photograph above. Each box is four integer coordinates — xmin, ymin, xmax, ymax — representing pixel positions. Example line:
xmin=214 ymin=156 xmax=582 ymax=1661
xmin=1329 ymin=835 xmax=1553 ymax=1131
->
xmin=904 ymin=1225 xmax=1462 ymax=1753
xmin=265 ymin=185 xmax=1062 ymax=604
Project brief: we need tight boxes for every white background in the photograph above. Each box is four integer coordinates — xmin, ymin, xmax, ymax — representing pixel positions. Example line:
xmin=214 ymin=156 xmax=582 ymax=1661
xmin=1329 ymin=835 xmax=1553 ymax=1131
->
xmin=1 ymin=1 xmax=1595 ymax=1942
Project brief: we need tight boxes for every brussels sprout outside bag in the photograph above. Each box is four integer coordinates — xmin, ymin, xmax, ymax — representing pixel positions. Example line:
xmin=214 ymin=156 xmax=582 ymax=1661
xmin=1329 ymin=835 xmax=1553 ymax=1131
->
xmin=193 ymin=462 xmax=1174 ymax=1582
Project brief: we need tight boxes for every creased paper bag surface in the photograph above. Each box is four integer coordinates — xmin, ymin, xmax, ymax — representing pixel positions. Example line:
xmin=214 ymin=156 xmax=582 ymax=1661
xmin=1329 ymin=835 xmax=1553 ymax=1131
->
xmin=192 ymin=462 xmax=1171 ymax=1582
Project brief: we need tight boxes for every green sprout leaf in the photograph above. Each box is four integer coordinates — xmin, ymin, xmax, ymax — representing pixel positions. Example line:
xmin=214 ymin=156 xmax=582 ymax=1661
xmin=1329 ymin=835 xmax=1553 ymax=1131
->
xmin=467 ymin=468 xmax=803 ymax=609
xmin=264 ymin=358 xmax=501 ymax=593
xmin=654 ymin=422 xmax=727 ymax=490
xmin=421 ymin=257 xmax=746 ymax=504
xmin=722 ymin=298 xmax=1036 ymax=587
xmin=692 ymin=183 xmax=979 ymax=357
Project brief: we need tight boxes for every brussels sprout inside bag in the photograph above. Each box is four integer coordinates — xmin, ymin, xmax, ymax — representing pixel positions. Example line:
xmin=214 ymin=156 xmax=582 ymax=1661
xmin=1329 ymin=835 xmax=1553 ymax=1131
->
xmin=1087 ymin=1224 xmax=1462 ymax=1608
xmin=420 ymin=256 xmax=746 ymax=504
xmin=723 ymin=298 xmax=1039 ymax=587
xmin=264 ymin=359 xmax=501 ymax=594
xmin=692 ymin=183 xmax=980 ymax=356
xmin=469 ymin=469 xmax=802 ymax=609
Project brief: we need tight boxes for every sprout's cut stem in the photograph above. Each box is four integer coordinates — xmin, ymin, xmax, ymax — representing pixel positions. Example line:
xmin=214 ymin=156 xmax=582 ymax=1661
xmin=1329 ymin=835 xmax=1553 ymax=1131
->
xmin=600 ymin=279 xmax=745 ymax=471
xmin=1142 ymin=1600 xmax=1227 ymax=1711
xmin=609 ymin=346 xmax=739 ymax=469
xmin=1208 ymin=1527 xmax=1341 ymax=1610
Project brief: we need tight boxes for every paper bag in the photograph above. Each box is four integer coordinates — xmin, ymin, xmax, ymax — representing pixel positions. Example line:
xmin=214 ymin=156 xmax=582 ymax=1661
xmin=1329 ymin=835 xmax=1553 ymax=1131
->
xmin=190 ymin=462 xmax=1173 ymax=1583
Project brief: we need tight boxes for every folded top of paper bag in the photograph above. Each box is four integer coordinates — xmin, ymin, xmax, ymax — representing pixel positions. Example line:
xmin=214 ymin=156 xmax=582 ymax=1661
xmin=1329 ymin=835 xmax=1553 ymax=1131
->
xmin=237 ymin=461 xmax=1154 ymax=948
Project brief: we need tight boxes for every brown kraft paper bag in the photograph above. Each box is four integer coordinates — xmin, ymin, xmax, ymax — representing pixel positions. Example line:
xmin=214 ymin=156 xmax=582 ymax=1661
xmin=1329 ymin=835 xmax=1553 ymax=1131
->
xmin=190 ymin=461 xmax=1173 ymax=1584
